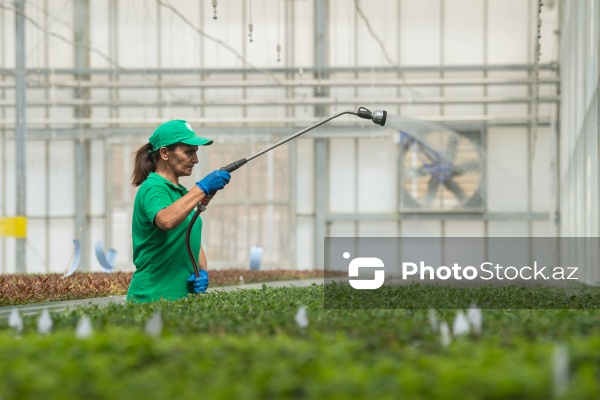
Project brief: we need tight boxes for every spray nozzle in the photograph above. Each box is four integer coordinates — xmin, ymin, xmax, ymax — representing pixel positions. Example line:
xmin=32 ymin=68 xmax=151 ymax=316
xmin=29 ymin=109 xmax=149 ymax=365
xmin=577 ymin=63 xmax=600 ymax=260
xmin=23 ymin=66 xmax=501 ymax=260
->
xmin=355 ymin=107 xmax=387 ymax=126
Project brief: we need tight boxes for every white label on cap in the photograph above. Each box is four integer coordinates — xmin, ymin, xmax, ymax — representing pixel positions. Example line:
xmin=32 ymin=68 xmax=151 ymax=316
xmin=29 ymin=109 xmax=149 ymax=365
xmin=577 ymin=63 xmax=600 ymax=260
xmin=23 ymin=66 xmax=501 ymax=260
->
xmin=185 ymin=122 xmax=193 ymax=131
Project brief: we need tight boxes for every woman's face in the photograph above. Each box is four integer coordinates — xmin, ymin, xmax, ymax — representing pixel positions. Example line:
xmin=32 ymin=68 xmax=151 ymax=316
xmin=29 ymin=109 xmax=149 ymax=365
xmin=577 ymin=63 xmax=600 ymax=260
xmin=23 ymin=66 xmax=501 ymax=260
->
xmin=162 ymin=144 xmax=199 ymax=177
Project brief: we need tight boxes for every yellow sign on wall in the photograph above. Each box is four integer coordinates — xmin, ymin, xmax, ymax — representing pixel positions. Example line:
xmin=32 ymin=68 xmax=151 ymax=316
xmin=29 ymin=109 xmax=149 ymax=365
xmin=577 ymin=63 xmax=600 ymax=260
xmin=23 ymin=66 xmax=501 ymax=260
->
xmin=0 ymin=216 xmax=27 ymax=238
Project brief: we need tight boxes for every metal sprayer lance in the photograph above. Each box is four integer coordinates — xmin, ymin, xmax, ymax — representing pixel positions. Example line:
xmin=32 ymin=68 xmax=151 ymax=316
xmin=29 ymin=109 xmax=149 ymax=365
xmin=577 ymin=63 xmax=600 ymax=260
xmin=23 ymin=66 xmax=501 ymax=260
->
xmin=186 ymin=107 xmax=387 ymax=278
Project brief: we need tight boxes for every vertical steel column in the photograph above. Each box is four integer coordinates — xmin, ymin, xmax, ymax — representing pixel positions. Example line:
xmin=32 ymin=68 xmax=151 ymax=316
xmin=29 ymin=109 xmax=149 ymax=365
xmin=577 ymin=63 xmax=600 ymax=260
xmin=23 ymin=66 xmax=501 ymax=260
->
xmin=286 ymin=0 xmax=297 ymax=269
xmin=44 ymin=0 xmax=50 ymax=273
xmin=1 ymin=3 xmax=7 ymax=273
xmin=527 ymin=0 xmax=534 ymax=238
xmin=106 ymin=0 xmax=118 ymax=255
xmin=314 ymin=0 xmax=328 ymax=118
xmin=15 ymin=0 xmax=27 ymax=273
xmin=314 ymin=0 xmax=328 ymax=268
xmin=315 ymin=138 xmax=328 ymax=269
xmin=483 ymin=0 xmax=490 ymax=239
xmin=74 ymin=0 xmax=90 ymax=271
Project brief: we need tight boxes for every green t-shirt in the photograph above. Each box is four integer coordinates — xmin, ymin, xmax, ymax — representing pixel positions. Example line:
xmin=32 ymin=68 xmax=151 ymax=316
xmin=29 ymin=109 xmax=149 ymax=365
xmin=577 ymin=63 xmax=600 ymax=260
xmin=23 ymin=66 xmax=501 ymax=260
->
xmin=127 ymin=172 xmax=202 ymax=302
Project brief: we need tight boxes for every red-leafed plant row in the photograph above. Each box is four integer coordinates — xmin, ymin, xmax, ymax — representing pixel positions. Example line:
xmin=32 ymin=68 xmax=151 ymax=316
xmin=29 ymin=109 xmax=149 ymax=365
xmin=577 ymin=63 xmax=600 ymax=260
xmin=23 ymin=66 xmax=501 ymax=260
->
xmin=0 ymin=269 xmax=340 ymax=307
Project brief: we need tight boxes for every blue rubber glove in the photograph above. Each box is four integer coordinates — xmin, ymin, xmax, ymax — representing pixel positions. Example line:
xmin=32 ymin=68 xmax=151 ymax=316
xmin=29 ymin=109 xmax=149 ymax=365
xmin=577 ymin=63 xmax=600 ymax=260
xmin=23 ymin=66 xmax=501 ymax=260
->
xmin=188 ymin=270 xmax=209 ymax=294
xmin=196 ymin=170 xmax=231 ymax=196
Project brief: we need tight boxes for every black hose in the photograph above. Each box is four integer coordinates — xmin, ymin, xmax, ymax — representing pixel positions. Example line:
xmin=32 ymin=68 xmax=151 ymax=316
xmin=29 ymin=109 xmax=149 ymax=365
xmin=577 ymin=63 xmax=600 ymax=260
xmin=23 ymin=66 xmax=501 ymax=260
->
xmin=186 ymin=160 xmax=248 ymax=278
xmin=185 ymin=205 xmax=203 ymax=278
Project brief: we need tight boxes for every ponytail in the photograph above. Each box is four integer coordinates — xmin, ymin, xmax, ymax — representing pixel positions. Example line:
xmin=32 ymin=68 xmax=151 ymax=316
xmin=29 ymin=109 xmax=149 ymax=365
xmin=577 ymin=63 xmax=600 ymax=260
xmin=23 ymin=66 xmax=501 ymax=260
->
xmin=131 ymin=143 xmax=157 ymax=186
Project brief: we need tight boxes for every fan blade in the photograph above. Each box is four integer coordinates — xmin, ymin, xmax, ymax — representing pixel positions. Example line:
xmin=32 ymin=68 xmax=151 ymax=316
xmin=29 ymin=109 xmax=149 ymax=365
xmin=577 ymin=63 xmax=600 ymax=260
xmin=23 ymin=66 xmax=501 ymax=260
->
xmin=445 ymin=134 xmax=460 ymax=161
xmin=424 ymin=177 xmax=439 ymax=205
xmin=444 ymin=179 xmax=466 ymax=202
xmin=404 ymin=167 xmax=429 ymax=179
xmin=453 ymin=160 xmax=482 ymax=176
xmin=414 ymin=142 xmax=443 ymax=165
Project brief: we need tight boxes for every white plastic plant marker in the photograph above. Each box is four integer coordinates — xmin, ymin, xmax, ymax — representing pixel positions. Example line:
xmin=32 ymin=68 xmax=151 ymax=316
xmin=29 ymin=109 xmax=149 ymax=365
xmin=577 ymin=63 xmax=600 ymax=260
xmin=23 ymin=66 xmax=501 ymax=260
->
xmin=249 ymin=246 xmax=263 ymax=270
xmin=439 ymin=321 xmax=452 ymax=348
xmin=428 ymin=309 xmax=438 ymax=332
xmin=467 ymin=304 xmax=482 ymax=335
xmin=95 ymin=241 xmax=117 ymax=272
xmin=37 ymin=309 xmax=53 ymax=335
xmin=75 ymin=315 xmax=93 ymax=339
xmin=553 ymin=344 xmax=569 ymax=397
xmin=145 ymin=312 xmax=163 ymax=338
xmin=62 ymin=239 xmax=81 ymax=278
xmin=8 ymin=309 xmax=23 ymax=334
xmin=294 ymin=306 xmax=309 ymax=329
xmin=452 ymin=310 xmax=470 ymax=337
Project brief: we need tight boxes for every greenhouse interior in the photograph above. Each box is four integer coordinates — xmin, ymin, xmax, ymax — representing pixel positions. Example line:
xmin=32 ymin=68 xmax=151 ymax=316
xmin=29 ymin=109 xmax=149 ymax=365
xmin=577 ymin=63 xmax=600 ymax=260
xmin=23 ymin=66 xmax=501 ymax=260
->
xmin=2 ymin=1 xmax=600 ymax=399
xmin=1 ymin=0 xmax=596 ymax=279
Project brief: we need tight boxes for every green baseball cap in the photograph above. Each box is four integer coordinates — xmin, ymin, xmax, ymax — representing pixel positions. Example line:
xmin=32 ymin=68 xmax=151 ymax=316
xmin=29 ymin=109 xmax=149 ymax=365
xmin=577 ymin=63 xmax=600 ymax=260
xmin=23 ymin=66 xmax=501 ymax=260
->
xmin=148 ymin=120 xmax=213 ymax=153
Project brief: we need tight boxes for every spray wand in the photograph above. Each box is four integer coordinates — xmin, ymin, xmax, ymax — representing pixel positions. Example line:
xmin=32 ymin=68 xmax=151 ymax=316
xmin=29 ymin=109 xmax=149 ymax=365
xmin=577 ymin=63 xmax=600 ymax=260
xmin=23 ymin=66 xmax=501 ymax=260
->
xmin=186 ymin=107 xmax=387 ymax=277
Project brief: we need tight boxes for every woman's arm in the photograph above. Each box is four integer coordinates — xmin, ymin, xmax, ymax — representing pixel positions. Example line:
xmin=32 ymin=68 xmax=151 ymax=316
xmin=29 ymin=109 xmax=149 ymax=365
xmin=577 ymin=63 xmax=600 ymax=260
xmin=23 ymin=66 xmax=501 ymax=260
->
xmin=154 ymin=170 xmax=230 ymax=231
xmin=154 ymin=185 xmax=206 ymax=230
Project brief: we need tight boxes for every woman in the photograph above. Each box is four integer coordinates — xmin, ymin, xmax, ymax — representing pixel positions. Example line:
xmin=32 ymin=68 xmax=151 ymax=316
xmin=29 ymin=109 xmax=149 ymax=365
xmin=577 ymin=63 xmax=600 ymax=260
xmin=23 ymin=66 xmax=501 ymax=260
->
xmin=126 ymin=119 xmax=231 ymax=302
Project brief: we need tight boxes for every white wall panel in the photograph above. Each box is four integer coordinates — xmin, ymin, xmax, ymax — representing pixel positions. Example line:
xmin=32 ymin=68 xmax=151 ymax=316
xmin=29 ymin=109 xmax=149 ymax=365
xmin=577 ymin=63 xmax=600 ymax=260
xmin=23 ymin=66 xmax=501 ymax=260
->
xmin=486 ymin=127 xmax=528 ymax=212
xmin=329 ymin=0 xmax=355 ymax=67
xmin=357 ymin=137 xmax=396 ymax=212
xmin=487 ymin=0 xmax=529 ymax=64
xmin=296 ymin=138 xmax=314 ymax=214
xmin=26 ymin=140 xmax=46 ymax=217
xmin=111 ymin=208 xmax=131 ymax=269
xmin=1 ymin=9 xmax=15 ymax=69
xmin=400 ymin=80 xmax=443 ymax=117
xmin=487 ymin=73 xmax=529 ymax=118
xmin=118 ymin=0 xmax=160 ymax=68
xmin=48 ymin=218 xmax=75 ymax=274
xmin=49 ymin=141 xmax=74 ymax=216
xmin=90 ymin=139 xmax=105 ymax=216
xmin=329 ymin=138 xmax=355 ymax=213
xmin=89 ymin=0 xmax=110 ymax=68
xmin=291 ymin=0 xmax=313 ymax=68
xmin=2 ymin=238 xmax=16 ymax=273
xmin=296 ymin=217 xmax=314 ymax=269
xmin=444 ymin=220 xmax=485 ymax=237
xmin=400 ymin=220 xmax=442 ymax=237
xmin=25 ymin=219 xmax=46 ymax=273
xmin=400 ymin=0 xmax=441 ymax=65
xmin=354 ymin=1 xmax=399 ymax=67
xmin=44 ymin=4 xmax=75 ymax=69
xmin=358 ymin=221 xmax=397 ymax=237
xmin=487 ymin=221 xmax=528 ymax=237
xmin=530 ymin=129 xmax=553 ymax=211
xmin=89 ymin=217 xmax=106 ymax=272
xmin=531 ymin=220 xmax=557 ymax=238
xmin=4 ymin=140 xmax=16 ymax=215
xmin=329 ymin=221 xmax=356 ymax=237
xmin=0 ymin=132 xmax=3 ymax=216
xmin=443 ymin=0 xmax=484 ymax=65
xmin=443 ymin=74 xmax=485 ymax=99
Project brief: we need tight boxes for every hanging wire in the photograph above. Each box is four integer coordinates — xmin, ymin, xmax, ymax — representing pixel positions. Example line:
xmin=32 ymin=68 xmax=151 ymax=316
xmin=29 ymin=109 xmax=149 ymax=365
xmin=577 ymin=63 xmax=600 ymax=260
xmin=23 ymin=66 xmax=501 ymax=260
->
xmin=156 ymin=0 xmax=282 ymax=84
xmin=353 ymin=0 xmax=418 ymax=99
xmin=276 ymin=0 xmax=281 ymax=62
xmin=248 ymin=0 xmax=254 ymax=42
xmin=212 ymin=0 xmax=218 ymax=20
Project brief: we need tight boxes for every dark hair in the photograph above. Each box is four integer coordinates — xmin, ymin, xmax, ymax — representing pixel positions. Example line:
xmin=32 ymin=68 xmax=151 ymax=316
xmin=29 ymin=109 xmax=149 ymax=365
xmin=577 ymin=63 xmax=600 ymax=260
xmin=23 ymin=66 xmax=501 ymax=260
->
xmin=131 ymin=143 xmax=176 ymax=186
